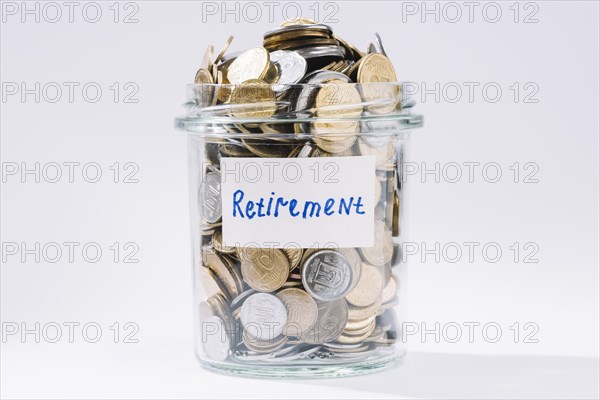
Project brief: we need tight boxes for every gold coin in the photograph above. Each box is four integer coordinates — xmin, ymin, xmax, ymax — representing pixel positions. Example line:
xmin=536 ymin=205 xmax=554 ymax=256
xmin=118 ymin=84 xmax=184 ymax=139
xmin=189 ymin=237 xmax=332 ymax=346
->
xmin=226 ymin=47 xmax=270 ymax=84
xmin=345 ymin=314 xmax=377 ymax=331
xmin=276 ymin=288 xmax=318 ymax=337
xmin=194 ymin=68 xmax=213 ymax=84
xmin=283 ymin=247 xmax=303 ymax=270
xmin=360 ymin=221 xmax=394 ymax=266
xmin=357 ymin=53 xmax=399 ymax=114
xmin=339 ymin=248 xmax=362 ymax=290
xmin=264 ymin=29 xmax=330 ymax=45
xmin=230 ymin=79 xmax=276 ymax=118
xmin=243 ymin=331 xmax=288 ymax=353
xmin=280 ymin=17 xmax=317 ymax=26
xmin=314 ymin=80 xmax=362 ymax=126
xmin=212 ymin=228 xmax=236 ymax=254
xmin=220 ymin=254 xmax=245 ymax=296
xmin=200 ymin=45 xmax=214 ymax=71
xmin=337 ymin=319 xmax=376 ymax=344
xmin=382 ymin=275 xmax=397 ymax=304
xmin=392 ymin=191 xmax=400 ymax=237
xmin=241 ymin=248 xmax=289 ymax=292
xmin=347 ymin=299 xmax=382 ymax=321
xmin=214 ymin=36 xmax=233 ymax=65
xmin=204 ymin=250 xmax=239 ymax=299
xmin=313 ymin=134 xmax=356 ymax=154
xmin=346 ymin=263 xmax=384 ymax=307
xmin=312 ymin=79 xmax=363 ymax=140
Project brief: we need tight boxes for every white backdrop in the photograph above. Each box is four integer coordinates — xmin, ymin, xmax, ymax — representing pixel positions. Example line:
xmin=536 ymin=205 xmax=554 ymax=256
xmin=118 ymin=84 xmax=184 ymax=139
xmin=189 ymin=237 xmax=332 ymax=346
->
xmin=1 ymin=1 xmax=599 ymax=398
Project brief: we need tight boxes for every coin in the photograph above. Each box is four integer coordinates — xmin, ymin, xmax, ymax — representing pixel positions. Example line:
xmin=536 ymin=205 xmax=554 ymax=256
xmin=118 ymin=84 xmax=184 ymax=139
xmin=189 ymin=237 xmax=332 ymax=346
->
xmin=338 ymin=248 xmax=362 ymax=290
xmin=194 ymin=68 xmax=214 ymax=84
xmin=240 ymin=292 xmax=287 ymax=340
xmin=294 ymin=45 xmax=346 ymax=61
xmin=200 ymin=45 xmax=214 ymax=71
xmin=346 ymin=263 xmax=384 ymax=307
xmin=301 ymin=299 xmax=348 ymax=344
xmin=243 ymin=331 xmax=288 ymax=353
xmin=198 ymin=170 xmax=222 ymax=223
xmin=226 ymin=47 xmax=270 ymax=84
xmin=283 ymin=247 xmax=303 ymax=270
xmin=280 ymin=17 xmax=318 ymax=26
xmin=241 ymin=248 xmax=289 ymax=292
xmin=204 ymin=249 xmax=239 ymax=299
xmin=337 ymin=319 xmax=376 ymax=344
xmin=357 ymin=54 xmax=399 ymax=114
xmin=392 ymin=191 xmax=400 ymax=237
xmin=312 ymin=79 xmax=363 ymax=139
xmin=212 ymin=228 xmax=236 ymax=254
xmin=276 ymin=288 xmax=318 ymax=337
xmin=230 ymin=79 xmax=276 ymax=118
xmin=214 ymin=36 xmax=234 ymax=65
xmin=382 ymin=275 xmax=397 ymax=304
xmin=360 ymin=221 xmax=394 ymax=266
xmin=200 ymin=315 xmax=231 ymax=361
xmin=199 ymin=266 xmax=226 ymax=298
xmin=302 ymin=250 xmax=353 ymax=301
xmin=333 ymin=34 xmax=365 ymax=61
xmin=374 ymin=33 xmax=387 ymax=56
xmin=269 ymin=50 xmax=307 ymax=90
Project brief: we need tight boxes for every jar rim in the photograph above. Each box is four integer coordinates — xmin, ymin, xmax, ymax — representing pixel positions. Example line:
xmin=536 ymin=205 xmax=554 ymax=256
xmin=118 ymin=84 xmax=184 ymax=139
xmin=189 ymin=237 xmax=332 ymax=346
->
xmin=175 ymin=82 xmax=423 ymax=135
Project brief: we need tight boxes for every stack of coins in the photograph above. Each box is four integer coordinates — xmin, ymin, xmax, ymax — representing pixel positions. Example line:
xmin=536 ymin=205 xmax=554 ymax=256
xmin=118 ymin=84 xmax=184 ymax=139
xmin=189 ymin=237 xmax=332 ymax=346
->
xmin=192 ymin=18 xmax=410 ymax=365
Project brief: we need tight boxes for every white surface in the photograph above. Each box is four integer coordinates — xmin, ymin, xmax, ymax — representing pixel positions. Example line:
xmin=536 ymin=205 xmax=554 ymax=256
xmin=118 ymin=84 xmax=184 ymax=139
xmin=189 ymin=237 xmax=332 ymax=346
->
xmin=1 ymin=1 xmax=599 ymax=398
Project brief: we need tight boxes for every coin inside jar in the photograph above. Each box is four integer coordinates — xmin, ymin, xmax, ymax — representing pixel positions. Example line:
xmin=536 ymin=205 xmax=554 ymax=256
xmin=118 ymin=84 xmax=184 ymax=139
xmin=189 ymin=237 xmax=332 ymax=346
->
xmin=226 ymin=47 xmax=270 ymax=84
xmin=198 ymin=170 xmax=222 ymax=223
xmin=229 ymin=79 xmax=276 ymax=118
xmin=345 ymin=263 xmax=384 ymax=307
xmin=360 ymin=221 xmax=394 ymax=266
xmin=241 ymin=247 xmax=289 ymax=292
xmin=276 ymin=288 xmax=318 ymax=337
xmin=300 ymin=299 xmax=348 ymax=344
xmin=301 ymin=250 xmax=353 ymax=301
xmin=240 ymin=292 xmax=287 ymax=341
xmin=357 ymin=53 xmax=399 ymax=114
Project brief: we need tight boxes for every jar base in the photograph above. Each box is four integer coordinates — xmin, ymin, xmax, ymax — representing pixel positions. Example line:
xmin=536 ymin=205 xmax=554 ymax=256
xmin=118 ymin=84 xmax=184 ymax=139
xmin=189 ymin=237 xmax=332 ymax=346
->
xmin=197 ymin=351 xmax=405 ymax=379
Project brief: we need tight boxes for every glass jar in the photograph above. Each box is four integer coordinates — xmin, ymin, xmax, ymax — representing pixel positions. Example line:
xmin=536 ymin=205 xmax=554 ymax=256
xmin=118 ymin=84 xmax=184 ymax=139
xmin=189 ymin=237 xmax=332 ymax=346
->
xmin=175 ymin=82 xmax=422 ymax=378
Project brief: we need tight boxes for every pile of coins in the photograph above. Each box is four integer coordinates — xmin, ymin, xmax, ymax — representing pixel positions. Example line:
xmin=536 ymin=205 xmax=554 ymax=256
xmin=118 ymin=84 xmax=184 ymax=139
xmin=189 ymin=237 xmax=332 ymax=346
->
xmin=191 ymin=19 xmax=412 ymax=365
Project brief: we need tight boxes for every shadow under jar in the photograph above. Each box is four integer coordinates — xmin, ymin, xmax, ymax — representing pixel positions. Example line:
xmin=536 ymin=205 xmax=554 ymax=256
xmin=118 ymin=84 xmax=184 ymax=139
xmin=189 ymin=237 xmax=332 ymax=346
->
xmin=175 ymin=81 xmax=423 ymax=378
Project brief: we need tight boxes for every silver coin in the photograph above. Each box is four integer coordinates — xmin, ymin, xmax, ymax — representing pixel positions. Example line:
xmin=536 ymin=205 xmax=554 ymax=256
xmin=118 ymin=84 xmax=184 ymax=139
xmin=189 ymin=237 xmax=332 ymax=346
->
xmin=294 ymin=45 xmax=346 ymax=61
xmin=301 ymin=299 xmax=348 ymax=344
xmin=374 ymin=33 xmax=388 ymax=56
xmin=240 ymin=293 xmax=287 ymax=341
xmin=297 ymin=142 xmax=314 ymax=157
xmin=264 ymin=23 xmax=333 ymax=39
xmin=230 ymin=289 xmax=257 ymax=310
xmin=200 ymin=315 xmax=231 ymax=361
xmin=269 ymin=50 xmax=307 ymax=90
xmin=198 ymin=170 xmax=222 ymax=223
xmin=302 ymin=250 xmax=353 ymax=301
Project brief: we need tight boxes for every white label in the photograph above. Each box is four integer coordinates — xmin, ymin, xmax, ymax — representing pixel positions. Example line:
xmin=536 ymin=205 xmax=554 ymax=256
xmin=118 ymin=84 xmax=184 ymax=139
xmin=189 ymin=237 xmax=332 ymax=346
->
xmin=221 ymin=156 xmax=375 ymax=248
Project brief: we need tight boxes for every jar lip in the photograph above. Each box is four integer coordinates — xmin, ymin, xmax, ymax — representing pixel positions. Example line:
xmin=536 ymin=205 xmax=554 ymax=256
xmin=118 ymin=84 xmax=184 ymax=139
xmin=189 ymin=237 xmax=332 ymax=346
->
xmin=175 ymin=81 xmax=423 ymax=135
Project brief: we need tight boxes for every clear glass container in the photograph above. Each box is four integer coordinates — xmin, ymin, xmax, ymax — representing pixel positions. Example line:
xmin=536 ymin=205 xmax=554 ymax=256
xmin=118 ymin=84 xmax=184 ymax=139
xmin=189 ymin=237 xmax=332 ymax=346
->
xmin=175 ymin=82 xmax=423 ymax=378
